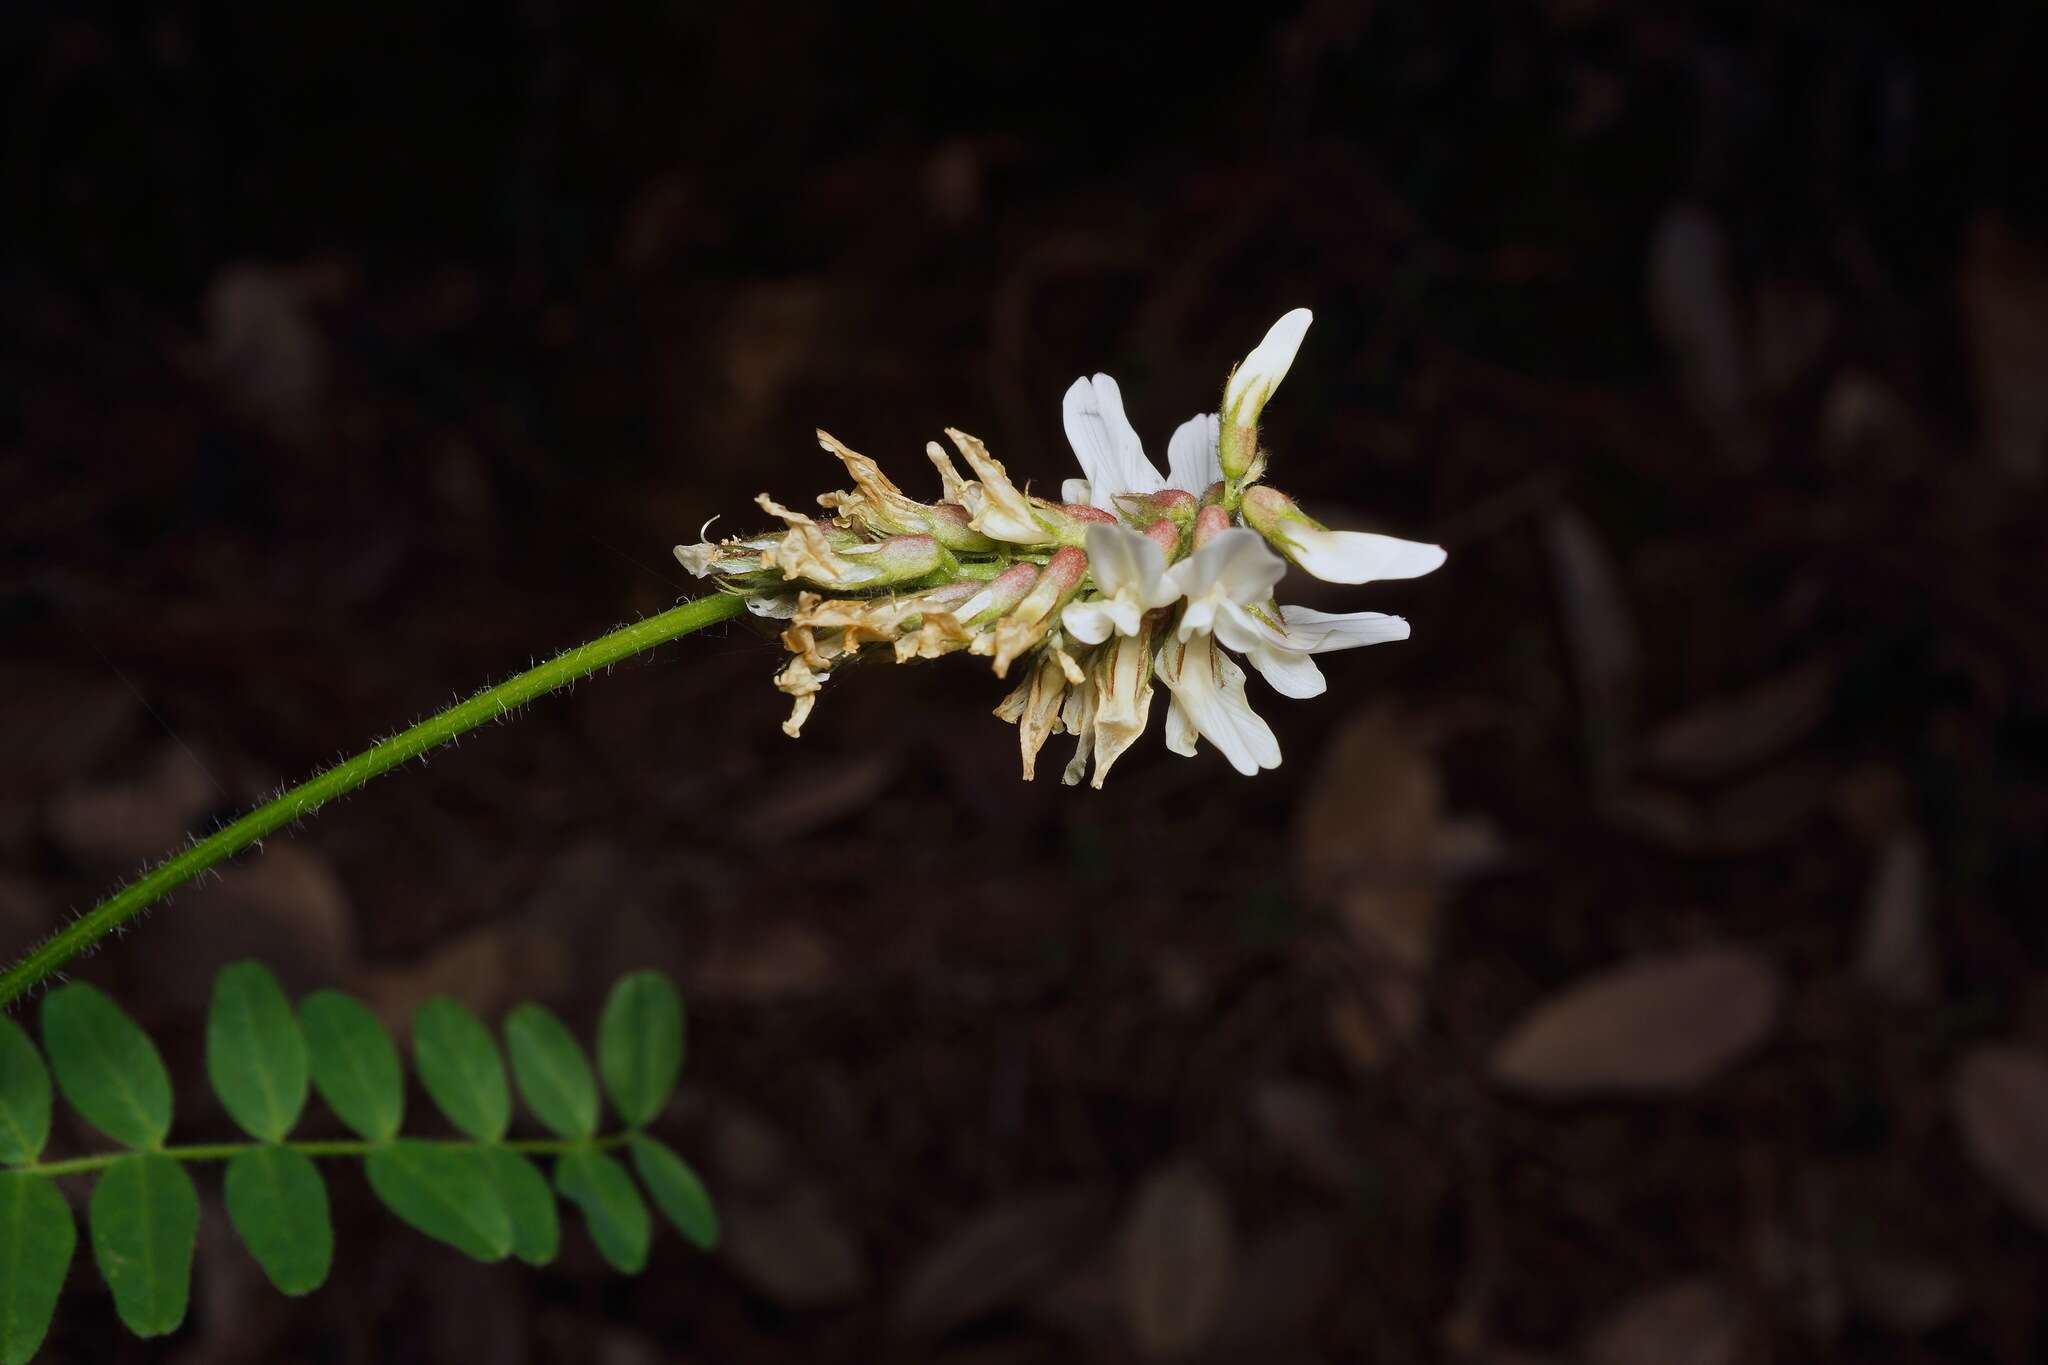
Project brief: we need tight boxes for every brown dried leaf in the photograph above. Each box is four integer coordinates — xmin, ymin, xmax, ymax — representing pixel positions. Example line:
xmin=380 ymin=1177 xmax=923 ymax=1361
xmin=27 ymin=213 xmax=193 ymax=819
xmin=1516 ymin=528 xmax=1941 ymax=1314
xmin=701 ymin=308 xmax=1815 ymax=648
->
xmin=0 ymin=669 xmax=137 ymax=789
xmin=693 ymin=923 xmax=836 ymax=1001
xmin=143 ymin=843 xmax=361 ymax=1010
xmin=1544 ymin=508 xmax=1640 ymax=789
xmin=893 ymin=1190 xmax=1107 ymax=1339
xmin=1250 ymin=1081 xmax=1356 ymax=1191
xmin=1845 ymin=1251 xmax=1962 ymax=1334
xmin=1854 ymin=831 xmax=1938 ymax=1005
xmin=355 ymin=923 xmax=569 ymax=1033
xmin=1705 ymin=761 xmax=1831 ymax=852
xmin=1648 ymin=203 xmax=1753 ymax=457
xmin=47 ymin=742 xmax=217 ymax=865
xmin=1119 ymin=1162 xmax=1235 ymax=1361
xmin=1954 ymin=1045 xmax=2048 ymax=1229
xmin=1583 ymin=1278 xmax=1748 ymax=1365
xmin=1205 ymin=1215 xmax=1345 ymax=1359
xmin=723 ymin=1186 xmax=869 ymax=1310
xmin=1296 ymin=707 xmax=1441 ymax=1065
xmin=1646 ymin=659 xmax=1836 ymax=781
xmin=734 ymin=754 xmax=899 ymax=844
xmin=1491 ymin=948 xmax=1781 ymax=1096
xmin=1601 ymin=784 xmax=1708 ymax=852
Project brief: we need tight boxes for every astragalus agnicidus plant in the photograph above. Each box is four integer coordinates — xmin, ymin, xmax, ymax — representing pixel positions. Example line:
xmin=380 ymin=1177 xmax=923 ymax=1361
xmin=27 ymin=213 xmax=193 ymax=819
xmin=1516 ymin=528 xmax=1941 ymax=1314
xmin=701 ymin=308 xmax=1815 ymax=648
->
xmin=675 ymin=310 xmax=1447 ymax=786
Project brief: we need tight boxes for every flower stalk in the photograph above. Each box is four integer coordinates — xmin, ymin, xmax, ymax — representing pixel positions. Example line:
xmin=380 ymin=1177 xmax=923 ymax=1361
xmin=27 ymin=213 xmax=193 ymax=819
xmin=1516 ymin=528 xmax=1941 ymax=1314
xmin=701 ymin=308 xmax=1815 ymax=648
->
xmin=0 ymin=593 xmax=747 ymax=1009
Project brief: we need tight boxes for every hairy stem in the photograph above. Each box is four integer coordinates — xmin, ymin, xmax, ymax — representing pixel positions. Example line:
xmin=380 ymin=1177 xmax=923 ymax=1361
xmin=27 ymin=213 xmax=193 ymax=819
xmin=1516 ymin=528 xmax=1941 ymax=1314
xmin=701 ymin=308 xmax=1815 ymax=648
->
xmin=0 ymin=593 xmax=749 ymax=1008
xmin=19 ymin=1133 xmax=633 ymax=1177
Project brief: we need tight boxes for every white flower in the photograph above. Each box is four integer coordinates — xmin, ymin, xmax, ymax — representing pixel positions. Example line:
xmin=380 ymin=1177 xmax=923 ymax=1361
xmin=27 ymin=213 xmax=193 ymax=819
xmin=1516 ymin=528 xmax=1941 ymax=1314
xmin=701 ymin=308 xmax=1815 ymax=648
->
xmin=1220 ymin=307 xmax=1313 ymax=477
xmin=1165 ymin=412 xmax=1221 ymax=496
xmin=1212 ymin=604 xmax=1412 ymax=699
xmin=1283 ymin=527 xmax=1445 ymax=585
xmin=1157 ymin=631 xmax=1281 ymax=776
xmin=1060 ymin=374 xmax=1223 ymax=511
xmin=1060 ymin=524 xmax=1180 ymax=644
xmin=1240 ymin=485 xmax=1446 ymax=585
xmin=1222 ymin=307 xmax=1313 ymax=430
xmin=1163 ymin=527 xmax=1286 ymax=642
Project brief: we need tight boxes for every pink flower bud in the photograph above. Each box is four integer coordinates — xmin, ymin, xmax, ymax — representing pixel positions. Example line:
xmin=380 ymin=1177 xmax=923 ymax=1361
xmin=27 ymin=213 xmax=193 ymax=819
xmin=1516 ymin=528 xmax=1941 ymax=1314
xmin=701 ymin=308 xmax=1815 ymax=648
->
xmin=1191 ymin=503 xmax=1232 ymax=550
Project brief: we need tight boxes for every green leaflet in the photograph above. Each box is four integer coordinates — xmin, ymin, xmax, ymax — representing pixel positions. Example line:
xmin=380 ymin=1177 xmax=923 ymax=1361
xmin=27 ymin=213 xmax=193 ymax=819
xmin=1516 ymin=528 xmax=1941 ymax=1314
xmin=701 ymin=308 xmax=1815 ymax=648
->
xmin=89 ymin=1154 xmax=198 ymax=1338
xmin=555 ymin=1148 xmax=651 ymax=1274
xmin=299 ymin=989 xmax=405 ymax=1142
xmin=0 ymin=1019 xmax=51 ymax=1166
xmin=481 ymin=1145 xmax=560 ymax=1266
xmin=413 ymin=999 xmax=510 ymax=1142
xmin=207 ymin=962 xmax=310 ymax=1142
xmin=629 ymin=1134 xmax=720 ymax=1250
xmin=225 ymin=1146 xmax=332 ymax=1296
xmin=597 ymin=972 xmax=684 ymax=1129
xmin=365 ymin=1141 xmax=512 ymax=1262
xmin=504 ymin=1004 xmax=598 ymax=1140
xmin=0 ymin=1173 xmax=72 ymax=1365
xmin=41 ymin=984 xmax=173 ymax=1150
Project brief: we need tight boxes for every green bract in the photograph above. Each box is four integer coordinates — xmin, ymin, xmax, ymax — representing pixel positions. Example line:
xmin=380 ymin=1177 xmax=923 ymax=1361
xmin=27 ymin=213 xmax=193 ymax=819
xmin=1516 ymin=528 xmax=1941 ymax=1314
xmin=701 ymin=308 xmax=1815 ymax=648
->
xmin=0 ymin=962 xmax=710 ymax=1363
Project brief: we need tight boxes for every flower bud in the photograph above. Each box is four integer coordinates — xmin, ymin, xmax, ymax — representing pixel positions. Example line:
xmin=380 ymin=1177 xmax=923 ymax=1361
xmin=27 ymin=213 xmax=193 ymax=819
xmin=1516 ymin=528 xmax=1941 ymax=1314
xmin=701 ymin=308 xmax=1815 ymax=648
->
xmin=1141 ymin=518 xmax=1181 ymax=558
xmin=1191 ymin=503 xmax=1233 ymax=550
xmin=1219 ymin=308 xmax=1312 ymax=478
xmin=985 ymin=546 xmax=1087 ymax=678
xmin=1240 ymin=486 xmax=1446 ymax=585
xmin=834 ymin=533 xmax=946 ymax=586
xmin=925 ymin=501 xmax=999 ymax=553
xmin=1113 ymin=488 xmax=1197 ymax=528
xmin=958 ymin=561 xmax=1041 ymax=626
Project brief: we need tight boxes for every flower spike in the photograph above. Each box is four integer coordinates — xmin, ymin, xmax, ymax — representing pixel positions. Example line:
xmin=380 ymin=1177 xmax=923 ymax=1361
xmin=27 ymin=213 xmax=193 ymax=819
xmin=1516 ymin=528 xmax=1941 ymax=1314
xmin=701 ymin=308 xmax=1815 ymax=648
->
xmin=681 ymin=308 xmax=1444 ymax=782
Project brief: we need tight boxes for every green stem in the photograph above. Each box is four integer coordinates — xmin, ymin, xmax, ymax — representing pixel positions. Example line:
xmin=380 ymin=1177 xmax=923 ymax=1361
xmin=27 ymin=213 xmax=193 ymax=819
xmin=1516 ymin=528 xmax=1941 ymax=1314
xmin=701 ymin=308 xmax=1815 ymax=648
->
xmin=20 ymin=1133 xmax=632 ymax=1177
xmin=0 ymin=593 xmax=749 ymax=1009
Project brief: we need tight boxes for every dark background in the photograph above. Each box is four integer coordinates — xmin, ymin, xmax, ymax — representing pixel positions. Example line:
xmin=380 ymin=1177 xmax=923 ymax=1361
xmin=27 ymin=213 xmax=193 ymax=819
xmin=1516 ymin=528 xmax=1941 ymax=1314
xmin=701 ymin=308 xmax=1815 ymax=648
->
xmin=5 ymin=1 xmax=2048 ymax=1361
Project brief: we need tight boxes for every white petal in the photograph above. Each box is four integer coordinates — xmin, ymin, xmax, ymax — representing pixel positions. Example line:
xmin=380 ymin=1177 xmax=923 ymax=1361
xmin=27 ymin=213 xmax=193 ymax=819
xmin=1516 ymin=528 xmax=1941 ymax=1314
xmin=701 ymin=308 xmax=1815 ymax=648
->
xmin=1166 ymin=527 xmax=1287 ymax=605
xmin=1060 ymin=599 xmax=1117 ymax=645
xmin=1061 ymin=478 xmax=1092 ymax=505
xmin=1165 ymin=413 xmax=1221 ymax=493
xmin=1062 ymin=374 xmax=1164 ymax=510
xmin=1245 ymin=643 xmax=1326 ymax=698
xmin=1290 ymin=528 xmax=1446 ymax=585
xmin=1157 ymin=634 xmax=1281 ymax=776
xmin=744 ymin=595 xmax=799 ymax=620
xmin=1084 ymin=523 xmax=1166 ymax=600
xmin=1089 ymin=632 xmax=1156 ymax=787
xmin=1223 ymin=308 xmax=1313 ymax=420
xmin=1276 ymin=605 xmax=1414 ymax=650
xmin=1164 ymin=693 xmax=1199 ymax=757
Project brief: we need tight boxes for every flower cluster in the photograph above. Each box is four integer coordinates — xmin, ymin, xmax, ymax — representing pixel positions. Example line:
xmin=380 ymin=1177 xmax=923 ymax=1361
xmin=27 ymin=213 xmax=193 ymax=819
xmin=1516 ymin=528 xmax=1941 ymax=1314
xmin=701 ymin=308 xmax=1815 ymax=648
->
xmin=674 ymin=309 xmax=1445 ymax=786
